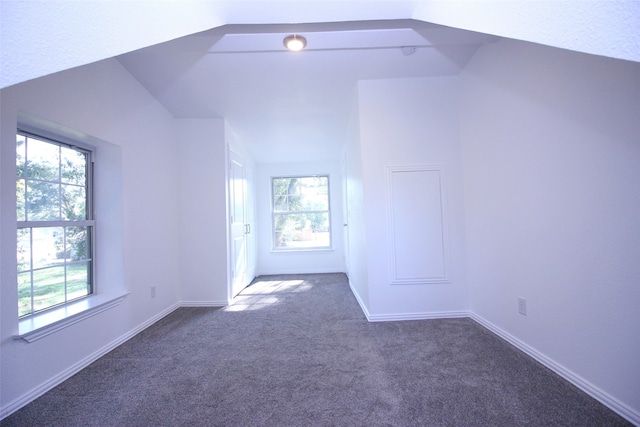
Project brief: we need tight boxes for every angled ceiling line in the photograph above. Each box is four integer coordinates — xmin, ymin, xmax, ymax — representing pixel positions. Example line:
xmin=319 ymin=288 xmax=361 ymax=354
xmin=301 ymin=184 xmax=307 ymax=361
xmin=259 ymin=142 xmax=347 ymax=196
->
xmin=206 ymin=45 xmax=434 ymax=55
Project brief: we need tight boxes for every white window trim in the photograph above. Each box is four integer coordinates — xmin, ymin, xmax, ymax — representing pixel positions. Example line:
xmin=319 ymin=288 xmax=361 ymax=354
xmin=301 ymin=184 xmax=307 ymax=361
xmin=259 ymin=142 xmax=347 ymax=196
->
xmin=15 ymin=292 xmax=128 ymax=342
xmin=13 ymin=112 xmax=128 ymax=343
xmin=270 ymin=247 xmax=335 ymax=254
xmin=271 ymin=175 xmax=333 ymax=252
xmin=17 ymin=130 xmax=97 ymax=319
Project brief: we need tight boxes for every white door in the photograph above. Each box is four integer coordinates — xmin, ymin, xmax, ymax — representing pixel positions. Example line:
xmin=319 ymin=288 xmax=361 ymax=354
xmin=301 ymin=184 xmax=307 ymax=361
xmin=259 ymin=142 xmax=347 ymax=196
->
xmin=229 ymin=149 xmax=248 ymax=297
xmin=245 ymin=163 xmax=257 ymax=281
xmin=342 ymin=157 xmax=350 ymax=274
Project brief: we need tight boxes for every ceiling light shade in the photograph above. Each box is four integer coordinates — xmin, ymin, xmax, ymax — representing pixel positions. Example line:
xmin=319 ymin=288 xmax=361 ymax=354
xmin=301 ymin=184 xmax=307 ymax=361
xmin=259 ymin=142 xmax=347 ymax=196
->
xmin=283 ymin=34 xmax=307 ymax=52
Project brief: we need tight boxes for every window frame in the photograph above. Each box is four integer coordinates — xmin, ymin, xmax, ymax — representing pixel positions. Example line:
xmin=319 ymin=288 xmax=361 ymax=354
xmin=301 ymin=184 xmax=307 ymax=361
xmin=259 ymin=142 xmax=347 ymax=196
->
xmin=16 ymin=129 xmax=96 ymax=319
xmin=271 ymin=174 xmax=332 ymax=251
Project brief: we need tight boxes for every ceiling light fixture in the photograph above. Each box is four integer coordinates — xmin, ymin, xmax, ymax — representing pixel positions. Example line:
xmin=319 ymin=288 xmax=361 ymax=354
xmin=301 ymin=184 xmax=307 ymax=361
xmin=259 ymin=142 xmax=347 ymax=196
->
xmin=283 ymin=34 xmax=307 ymax=52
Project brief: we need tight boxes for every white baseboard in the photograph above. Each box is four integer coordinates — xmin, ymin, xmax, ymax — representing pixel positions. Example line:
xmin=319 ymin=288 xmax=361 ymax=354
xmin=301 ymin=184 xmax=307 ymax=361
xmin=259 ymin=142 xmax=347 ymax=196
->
xmin=347 ymin=279 xmax=371 ymax=320
xmin=0 ymin=303 xmax=180 ymax=420
xmin=3 ymin=299 xmax=637 ymax=426
xmin=470 ymin=313 xmax=639 ymax=426
xmin=367 ymin=310 xmax=470 ymax=322
xmin=346 ymin=278 xmax=469 ymax=323
xmin=180 ymin=301 xmax=227 ymax=307
xmin=256 ymin=268 xmax=345 ymax=276
xmin=348 ymin=287 xmax=638 ymax=425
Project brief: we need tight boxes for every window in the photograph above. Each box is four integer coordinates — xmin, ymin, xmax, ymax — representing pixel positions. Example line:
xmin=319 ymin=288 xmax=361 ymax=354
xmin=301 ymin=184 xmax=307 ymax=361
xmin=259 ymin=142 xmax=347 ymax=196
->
xmin=272 ymin=175 xmax=331 ymax=250
xmin=16 ymin=131 xmax=94 ymax=318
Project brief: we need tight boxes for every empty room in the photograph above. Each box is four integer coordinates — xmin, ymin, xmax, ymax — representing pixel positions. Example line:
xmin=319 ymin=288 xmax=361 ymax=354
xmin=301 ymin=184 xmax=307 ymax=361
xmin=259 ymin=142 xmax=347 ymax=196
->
xmin=1 ymin=1 xmax=639 ymax=425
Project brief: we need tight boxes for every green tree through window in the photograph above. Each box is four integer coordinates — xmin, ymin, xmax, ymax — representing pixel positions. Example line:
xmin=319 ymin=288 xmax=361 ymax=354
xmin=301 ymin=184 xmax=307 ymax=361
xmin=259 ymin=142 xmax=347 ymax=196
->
xmin=16 ymin=131 xmax=94 ymax=317
xmin=272 ymin=176 xmax=330 ymax=249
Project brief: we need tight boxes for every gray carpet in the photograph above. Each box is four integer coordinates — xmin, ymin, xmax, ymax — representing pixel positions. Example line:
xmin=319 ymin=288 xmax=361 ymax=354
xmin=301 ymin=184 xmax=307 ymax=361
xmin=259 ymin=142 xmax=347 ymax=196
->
xmin=2 ymin=273 xmax=631 ymax=426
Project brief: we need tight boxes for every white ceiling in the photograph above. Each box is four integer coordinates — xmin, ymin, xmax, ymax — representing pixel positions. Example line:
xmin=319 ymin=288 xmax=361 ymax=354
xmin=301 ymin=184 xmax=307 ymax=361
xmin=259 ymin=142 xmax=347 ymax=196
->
xmin=118 ymin=20 xmax=498 ymax=163
xmin=3 ymin=1 xmax=638 ymax=92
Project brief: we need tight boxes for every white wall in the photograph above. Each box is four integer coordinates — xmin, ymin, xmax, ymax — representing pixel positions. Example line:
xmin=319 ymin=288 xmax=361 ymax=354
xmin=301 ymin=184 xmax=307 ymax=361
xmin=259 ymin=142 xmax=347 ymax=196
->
xmin=0 ymin=58 xmax=182 ymax=414
xmin=176 ymin=119 xmax=228 ymax=305
xmin=255 ymin=161 xmax=345 ymax=276
xmin=357 ymin=77 xmax=469 ymax=319
xmin=343 ymin=91 xmax=370 ymax=309
xmin=460 ymin=38 xmax=640 ymax=421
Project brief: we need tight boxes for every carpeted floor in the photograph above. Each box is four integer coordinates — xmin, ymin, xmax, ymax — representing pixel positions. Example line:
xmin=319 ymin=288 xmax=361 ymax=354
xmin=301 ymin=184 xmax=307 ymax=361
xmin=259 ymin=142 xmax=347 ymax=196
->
xmin=1 ymin=273 xmax=631 ymax=426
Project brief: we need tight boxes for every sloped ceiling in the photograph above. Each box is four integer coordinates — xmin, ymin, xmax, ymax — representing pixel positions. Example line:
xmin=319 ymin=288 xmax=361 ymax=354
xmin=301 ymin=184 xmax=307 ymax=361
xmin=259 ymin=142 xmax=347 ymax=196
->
xmin=2 ymin=1 xmax=638 ymax=163
xmin=117 ymin=20 xmax=497 ymax=162
xmin=1 ymin=1 xmax=638 ymax=90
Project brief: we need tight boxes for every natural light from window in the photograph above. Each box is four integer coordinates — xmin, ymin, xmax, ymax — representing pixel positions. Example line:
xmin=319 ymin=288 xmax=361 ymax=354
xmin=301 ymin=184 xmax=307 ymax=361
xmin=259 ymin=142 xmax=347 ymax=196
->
xmin=16 ymin=132 xmax=94 ymax=318
xmin=224 ymin=278 xmax=311 ymax=312
xmin=272 ymin=175 xmax=331 ymax=250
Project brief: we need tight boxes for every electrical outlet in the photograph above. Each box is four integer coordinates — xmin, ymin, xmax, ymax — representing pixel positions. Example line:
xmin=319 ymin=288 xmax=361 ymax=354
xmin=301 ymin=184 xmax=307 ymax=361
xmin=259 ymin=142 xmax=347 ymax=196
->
xmin=518 ymin=297 xmax=526 ymax=316
xmin=151 ymin=286 xmax=156 ymax=298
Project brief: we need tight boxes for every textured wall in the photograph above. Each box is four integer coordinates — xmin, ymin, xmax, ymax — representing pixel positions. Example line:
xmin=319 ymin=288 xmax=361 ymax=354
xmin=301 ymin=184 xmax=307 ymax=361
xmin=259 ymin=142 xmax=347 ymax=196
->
xmin=414 ymin=1 xmax=640 ymax=63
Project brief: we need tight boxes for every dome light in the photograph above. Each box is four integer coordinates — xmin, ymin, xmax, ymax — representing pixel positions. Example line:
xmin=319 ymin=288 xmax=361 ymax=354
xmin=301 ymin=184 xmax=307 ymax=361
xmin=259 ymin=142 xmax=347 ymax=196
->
xmin=283 ymin=34 xmax=307 ymax=52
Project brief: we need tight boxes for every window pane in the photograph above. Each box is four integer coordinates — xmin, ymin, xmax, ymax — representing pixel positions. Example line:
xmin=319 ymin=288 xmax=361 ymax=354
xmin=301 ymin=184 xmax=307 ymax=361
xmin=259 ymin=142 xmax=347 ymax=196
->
xmin=274 ymin=213 xmax=302 ymax=247
xmin=66 ymin=226 xmax=90 ymax=261
xmin=300 ymin=176 xmax=329 ymax=210
xmin=32 ymin=227 xmax=64 ymax=269
xmin=17 ymin=228 xmax=31 ymax=271
xmin=273 ymin=178 xmax=300 ymax=212
xmin=16 ymin=135 xmax=27 ymax=221
xmin=273 ymin=178 xmax=296 ymax=196
xmin=18 ymin=272 xmax=32 ymax=317
xmin=308 ymin=212 xmax=330 ymax=233
xmin=17 ymin=133 xmax=95 ymax=318
xmin=67 ymin=262 xmax=91 ymax=300
xmin=27 ymin=138 xmax=60 ymax=181
xmin=274 ymin=194 xmax=289 ymax=212
xmin=27 ymin=181 xmax=60 ymax=220
xmin=61 ymin=184 xmax=86 ymax=220
xmin=33 ymin=266 xmax=65 ymax=312
xmin=274 ymin=213 xmax=330 ymax=248
xmin=16 ymin=178 xmax=26 ymax=221
xmin=61 ymin=146 xmax=86 ymax=185
xmin=272 ymin=175 xmax=331 ymax=250
xmin=16 ymin=135 xmax=26 ymax=178
xmin=272 ymin=176 xmax=330 ymax=212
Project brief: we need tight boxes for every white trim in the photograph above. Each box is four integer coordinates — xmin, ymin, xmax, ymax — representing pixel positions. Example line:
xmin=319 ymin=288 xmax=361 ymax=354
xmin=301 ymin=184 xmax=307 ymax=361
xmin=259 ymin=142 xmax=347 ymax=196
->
xmin=367 ymin=310 xmax=469 ymax=322
xmin=3 ymin=300 xmax=636 ymax=425
xmin=348 ymin=278 xmax=371 ymax=321
xmin=16 ymin=293 xmax=129 ymax=342
xmin=270 ymin=247 xmax=335 ymax=254
xmin=470 ymin=313 xmax=640 ymax=426
xmin=385 ymin=165 xmax=451 ymax=285
xmin=180 ymin=301 xmax=227 ymax=307
xmin=346 ymin=278 xmax=469 ymax=323
xmin=1 ymin=303 xmax=180 ymax=420
xmin=270 ymin=174 xmax=332 ymax=251
xmin=257 ymin=267 xmax=344 ymax=276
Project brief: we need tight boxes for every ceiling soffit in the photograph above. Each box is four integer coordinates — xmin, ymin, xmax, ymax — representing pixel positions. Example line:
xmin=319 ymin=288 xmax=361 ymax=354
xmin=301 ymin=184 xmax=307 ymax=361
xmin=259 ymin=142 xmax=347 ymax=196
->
xmin=117 ymin=20 xmax=498 ymax=162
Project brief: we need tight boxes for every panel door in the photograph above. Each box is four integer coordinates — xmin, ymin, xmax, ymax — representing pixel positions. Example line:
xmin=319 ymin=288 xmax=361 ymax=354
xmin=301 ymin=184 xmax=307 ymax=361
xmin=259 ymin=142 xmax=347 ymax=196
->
xmin=229 ymin=150 xmax=248 ymax=297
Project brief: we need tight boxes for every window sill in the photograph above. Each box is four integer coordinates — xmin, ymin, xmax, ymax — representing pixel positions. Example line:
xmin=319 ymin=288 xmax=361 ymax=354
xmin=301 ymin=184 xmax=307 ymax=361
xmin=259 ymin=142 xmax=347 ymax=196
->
xmin=15 ymin=292 xmax=129 ymax=343
xmin=271 ymin=247 xmax=335 ymax=254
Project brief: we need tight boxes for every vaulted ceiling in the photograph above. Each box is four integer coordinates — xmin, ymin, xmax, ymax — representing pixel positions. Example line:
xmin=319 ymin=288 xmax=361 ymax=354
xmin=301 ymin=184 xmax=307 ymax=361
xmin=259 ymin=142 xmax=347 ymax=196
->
xmin=117 ymin=20 xmax=498 ymax=162
xmin=2 ymin=1 xmax=638 ymax=163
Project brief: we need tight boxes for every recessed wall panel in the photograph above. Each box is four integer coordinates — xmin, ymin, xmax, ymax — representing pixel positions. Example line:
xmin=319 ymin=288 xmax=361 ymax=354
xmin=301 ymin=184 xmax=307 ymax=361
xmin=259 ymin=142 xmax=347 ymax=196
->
xmin=387 ymin=166 xmax=449 ymax=284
